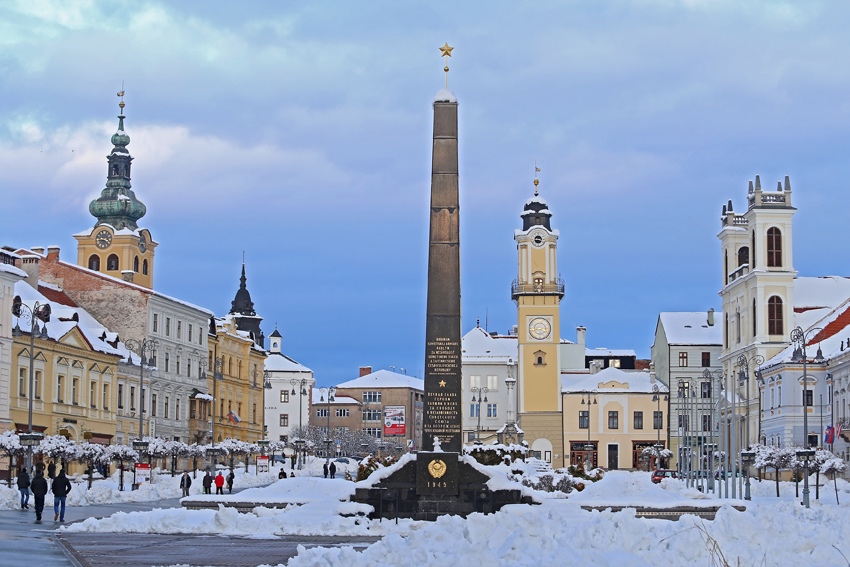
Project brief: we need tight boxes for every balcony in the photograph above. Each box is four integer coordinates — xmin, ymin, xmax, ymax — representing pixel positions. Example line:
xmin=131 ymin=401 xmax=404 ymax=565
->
xmin=511 ymin=278 xmax=565 ymax=301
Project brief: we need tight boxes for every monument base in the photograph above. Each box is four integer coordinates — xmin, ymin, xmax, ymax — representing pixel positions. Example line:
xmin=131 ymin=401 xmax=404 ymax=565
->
xmin=352 ymin=452 xmax=534 ymax=521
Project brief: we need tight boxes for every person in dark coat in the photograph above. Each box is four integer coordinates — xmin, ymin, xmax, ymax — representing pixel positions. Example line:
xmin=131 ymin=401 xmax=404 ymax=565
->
xmin=214 ymin=472 xmax=225 ymax=494
xmin=202 ymin=471 xmax=213 ymax=494
xmin=323 ymin=462 xmax=329 ymax=478
xmin=30 ymin=470 xmax=48 ymax=523
xmin=16 ymin=467 xmax=31 ymax=509
xmin=278 ymin=469 xmax=287 ymax=479
xmin=50 ymin=469 xmax=72 ymax=522
xmin=180 ymin=471 xmax=192 ymax=497
xmin=329 ymin=461 xmax=337 ymax=479
xmin=47 ymin=461 xmax=56 ymax=479
xmin=226 ymin=471 xmax=234 ymax=494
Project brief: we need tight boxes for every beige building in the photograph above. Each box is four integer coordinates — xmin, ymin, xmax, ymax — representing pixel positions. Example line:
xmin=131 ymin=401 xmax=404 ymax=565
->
xmin=562 ymin=367 xmax=668 ymax=470
xmin=0 ymin=251 xmax=27 ymax=435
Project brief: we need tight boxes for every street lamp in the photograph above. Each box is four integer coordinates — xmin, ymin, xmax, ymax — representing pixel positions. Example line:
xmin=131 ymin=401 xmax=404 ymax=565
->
xmin=201 ymin=356 xmax=224 ymax=469
xmin=471 ymin=386 xmax=489 ymax=443
xmin=581 ymin=390 xmax=598 ymax=470
xmin=740 ymin=450 xmax=756 ymax=501
xmin=11 ymin=296 xmax=50 ymax=470
xmin=736 ymin=353 xmax=764 ymax=501
xmin=790 ymin=325 xmax=825 ymax=508
xmin=125 ymin=338 xmax=159 ymax=444
xmin=290 ymin=378 xmax=309 ymax=470
xmin=651 ymin=384 xmax=669 ymax=468
xmin=319 ymin=387 xmax=336 ymax=463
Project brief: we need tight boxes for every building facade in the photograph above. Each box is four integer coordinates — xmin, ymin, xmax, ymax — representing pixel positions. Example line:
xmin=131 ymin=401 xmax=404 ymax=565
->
xmin=264 ymin=327 xmax=314 ymax=443
xmin=0 ymin=251 xmax=27 ymax=434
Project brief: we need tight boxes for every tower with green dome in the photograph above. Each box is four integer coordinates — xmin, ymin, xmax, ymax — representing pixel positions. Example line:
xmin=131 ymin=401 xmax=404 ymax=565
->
xmin=74 ymin=92 xmax=157 ymax=289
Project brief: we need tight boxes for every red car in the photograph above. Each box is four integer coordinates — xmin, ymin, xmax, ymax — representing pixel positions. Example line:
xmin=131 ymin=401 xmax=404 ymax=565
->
xmin=651 ymin=469 xmax=678 ymax=483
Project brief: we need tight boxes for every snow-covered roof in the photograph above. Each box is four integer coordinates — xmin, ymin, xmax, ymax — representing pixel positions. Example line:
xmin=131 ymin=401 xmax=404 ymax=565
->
xmin=586 ymin=347 xmax=636 ymax=358
xmin=561 ymin=367 xmax=666 ymax=394
xmin=336 ymin=369 xmax=424 ymax=390
xmin=310 ymin=391 xmax=359 ymax=405
xmin=265 ymin=352 xmax=311 ymax=373
xmin=462 ymin=326 xmax=517 ymax=362
xmin=658 ymin=312 xmax=723 ymax=345
xmin=0 ymin=263 xmax=27 ymax=278
xmin=434 ymin=88 xmax=456 ymax=103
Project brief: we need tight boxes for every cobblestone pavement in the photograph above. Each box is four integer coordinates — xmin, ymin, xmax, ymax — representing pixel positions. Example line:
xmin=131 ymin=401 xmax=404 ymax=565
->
xmin=56 ymin=533 xmax=381 ymax=567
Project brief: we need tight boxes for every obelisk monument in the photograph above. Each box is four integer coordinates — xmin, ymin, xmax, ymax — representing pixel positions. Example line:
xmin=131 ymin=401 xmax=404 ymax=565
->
xmin=422 ymin=43 xmax=462 ymax=453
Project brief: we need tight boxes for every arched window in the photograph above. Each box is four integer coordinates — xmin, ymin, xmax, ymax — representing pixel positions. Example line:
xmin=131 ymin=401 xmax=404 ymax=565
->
xmin=768 ymin=296 xmax=783 ymax=335
xmin=767 ymin=227 xmax=782 ymax=267
xmin=88 ymin=255 xmax=100 ymax=271
xmin=134 ymin=256 xmax=139 ymax=272
xmin=106 ymin=254 xmax=119 ymax=271
xmin=142 ymin=259 xmax=149 ymax=275
xmin=737 ymin=246 xmax=749 ymax=267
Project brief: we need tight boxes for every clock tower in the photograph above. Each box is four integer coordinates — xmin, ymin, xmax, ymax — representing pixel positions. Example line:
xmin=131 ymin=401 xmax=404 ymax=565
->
xmin=75 ymin=94 xmax=157 ymax=288
xmin=513 ymin=175 xmax=564 ymax=465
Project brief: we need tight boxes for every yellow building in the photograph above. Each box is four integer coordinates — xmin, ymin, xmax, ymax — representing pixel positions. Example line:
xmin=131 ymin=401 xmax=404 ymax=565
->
xmin=513 ymin=177 xmax=565 ymax=466
xmin=562 ymin=367 xmax=669 ymax=470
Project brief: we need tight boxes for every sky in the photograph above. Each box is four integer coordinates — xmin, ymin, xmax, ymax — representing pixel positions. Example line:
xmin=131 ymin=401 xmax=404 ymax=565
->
xmin=3 ymin=1 xmax=850 ymax=387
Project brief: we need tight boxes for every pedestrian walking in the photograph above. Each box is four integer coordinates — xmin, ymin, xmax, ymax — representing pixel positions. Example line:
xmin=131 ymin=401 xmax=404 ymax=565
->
xmin=180 ymin=471 xmax=192 ymax=497
xmin=329 ymin=461 xmax=336 ymax=479
xmin=214 ymin=471 xmax=225 ymax=494
xmin=202 ymin=471 xmax=213 ymax=494
xmin=50 ymin=469 xmax=72 ymax=522
xmin=226 ymin=470 xmax=234 ymax=494
xmin=17 ymin=467 xmax=31 ymax=509
xmin=30 ymin=469 xmax=48 ymax=523
xmin=323 ymin=462 xmax=329 ymax=478
xmin=47 ymin=461 xmax=56 ymax=480
xmin=291 ymin=454 xmax=296 ymax=470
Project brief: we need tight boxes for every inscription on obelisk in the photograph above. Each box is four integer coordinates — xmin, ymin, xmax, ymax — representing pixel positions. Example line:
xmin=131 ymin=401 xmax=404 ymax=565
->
xmin=422 ymin=91 xmax=462 ymax=453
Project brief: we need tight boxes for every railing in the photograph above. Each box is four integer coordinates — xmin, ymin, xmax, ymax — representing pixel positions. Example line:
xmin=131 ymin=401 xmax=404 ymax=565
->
xmin=511 ymin=278 xmax=565 ymax=300
xmin=723 ymin=214 xmax=748 ymax=227
xmin=727 ymin=264 xmax=749 ymax=283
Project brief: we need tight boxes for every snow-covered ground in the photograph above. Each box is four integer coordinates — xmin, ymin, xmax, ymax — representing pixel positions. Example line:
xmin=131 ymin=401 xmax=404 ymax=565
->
xmin=57 ymin=466 xmax=850 ymax=566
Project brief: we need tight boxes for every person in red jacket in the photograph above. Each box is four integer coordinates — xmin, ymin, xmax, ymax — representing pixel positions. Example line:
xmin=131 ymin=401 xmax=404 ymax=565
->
xmin=214 ymin=471 xmax=225 ymax=495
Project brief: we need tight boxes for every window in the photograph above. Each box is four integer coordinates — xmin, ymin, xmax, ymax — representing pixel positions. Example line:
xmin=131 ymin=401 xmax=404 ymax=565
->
xmin=164 ymin=396 xmax=169 ymax=419
xmin=58 ymin=375 xmax=65 ymax=403
xmin=768 ymin=296 xmax=784 ymax=335
xmin=106 ymin=254 xmax=119 ymax=271
xmin=608 ymin=411 xmax=619 ymax=429
xmin=88 ymin=255 xmax=100 ymax=271
xmin=679 ymin=352 xmax=688 ymax=367
xmin=804 ymin=389 xmax=813 ymax=407
xmin=487 ymin=375 xmax=498 ymax=390
xmin=90 ymin=381 xmax=96 ymax=408
xmin=317 ymin=408 xmax=330 ymax=418
xmin=252 ymin=404 xmax=256 ymax=424
xmin=608 ymin=359 xmax=621 ymax=368
xmin=702 ymin=414 xmax=712 ymax=431
xmin=363 ymin=427 xmax=382 ymax=438
xmin=579 ymin=410 xmax=589 ymax=429
xmin=165 ymin=317 xmax=171 ymax=337
xmin=165 ymin=352 xmax=170 ymax=373
xmin=177 ymin=321 xmax=182 ymax=340
xmin=737 ymin=246 xmax=749 ymax=267
xmin=468 ymin=432 xmax=477 ymax=442
xmin=701 ymin=352 xmax=711 ymax=367
xmin=151 ymin=394 xmax=158 ymax=417
xmin=700 ymin=381 xmax=712 ymax=399
xmin=102 ymin=384 xmax=109 ymax=410
xmin=487 ymin=403 xmax=498 ymax=418
xmin=153 ymin=314 xmax=158 ymax=333
xmin=778 ymin=386 xmax=781 ymax=407
xmin=134 ymin=256 xmax=139 ymax=272
xmin=176 ymin=356 xmax=181 ymax=375
xmin=470 ymin=404 xmax=479 ymax=418
xmin=753 ymin=298 xmax=757 ymax=337
xmin=280 ymin=390 xmax=290 ymax=403
xmin=653 ymin=410 xmax=663 ymax=430
xmin=279 ymin=414 xmax=289 ymax=427
xmin=142 ymin=259 xmax=148 ymax=275
xmin=18 ymin=368 xmax=25 ymax=397
xmin=188 ymin=324 xmax=193 ymax=343
xmin=677 ymin=382 xmax=690 ymax=399
xmin=767 ymin=227 xmax=782 ymax=267
xmin=678 ymin=415 xmax=690 ymax=431
xmin=634 ymin=411 xmax=644 ymax=429
xmin=33 ymin=370 xmax=41 ymax=399
xmin=363 ymin=408 xmax=382 ymax=421
xmin=362 ymin=391 xmax=381 ymax=403
xmin=130 ymin=386 xmax=135 ymax=410
xmin=336 ymin=408 xmax=349 ymax=418
xmin=72 ymin=378 xmax=78 ymax=404
xmin=470 ymin=375 xmax=481 ymax=388
xmin=279 ymin=434 xmax=288 ymax=443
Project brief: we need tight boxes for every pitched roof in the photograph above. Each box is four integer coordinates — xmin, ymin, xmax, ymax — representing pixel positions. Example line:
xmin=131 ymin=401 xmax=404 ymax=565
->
xmin=658 ymin=312 xmax=723 ymax=345
xmin=561 ymin=367 xmax=667 ymax=394
xmin=336 ymin=369 xmax=424 ymax=390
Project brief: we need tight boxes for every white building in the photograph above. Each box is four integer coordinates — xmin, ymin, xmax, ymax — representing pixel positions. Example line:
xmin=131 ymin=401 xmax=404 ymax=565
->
xmin=263 ymin=327 xmax=314 ymax=443
xmin=0 ymin=252 xmax=27 ymax=433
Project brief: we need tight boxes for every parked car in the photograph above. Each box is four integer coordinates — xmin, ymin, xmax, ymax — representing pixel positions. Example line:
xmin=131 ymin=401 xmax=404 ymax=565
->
xmin=651 ymin=469 xmax=678 ymax=484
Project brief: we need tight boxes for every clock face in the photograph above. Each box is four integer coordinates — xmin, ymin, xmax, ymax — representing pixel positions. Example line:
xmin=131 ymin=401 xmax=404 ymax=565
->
xmin=532 ymin=233 xmax=545 ymax=247
xmin=95 ymin=229 xmax=112 ymax=249
xmin=138 ymin=234 xmax=147 ymax=252
xmin=528 ymin=317 xmax=552 ymax=340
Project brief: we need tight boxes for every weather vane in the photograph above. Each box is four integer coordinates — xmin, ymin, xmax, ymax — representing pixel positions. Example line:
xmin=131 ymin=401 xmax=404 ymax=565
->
xmin=534 ymin=163 xmax=541 ymax=195
xmin=439 ymin=42 xmax=454 ymax=88
xmin=117 ymin=81 xmax=126 ymax=112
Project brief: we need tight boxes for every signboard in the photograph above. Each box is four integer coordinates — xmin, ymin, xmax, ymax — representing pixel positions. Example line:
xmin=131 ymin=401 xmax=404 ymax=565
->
xmin=135 ymin=463 xmax=151 ymax=483
xmin=383 ymin=406 xmax=406 ymax=436
xmin=256 ymin=455 xmax=269 ymax=474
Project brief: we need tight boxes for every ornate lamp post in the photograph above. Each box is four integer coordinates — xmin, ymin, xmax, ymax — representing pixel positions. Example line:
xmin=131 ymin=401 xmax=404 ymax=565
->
xmin=319 ymin=387 xmax=336 ymax=463
xmin=735 ymin=353 xmax=764 ymax=501
xmin=651 ymin=384 xmax=669 ymax=468
xmin=790 ymin=325 xmax=825 ymax=508
xmin=581 ymin=390 xmax=598 ymax=469
xmin=125 ymin=337 xmax=158 ymax=489
xmin=290 ymin=378 xmax=309 ymax=470
xmin=11 ymin=296 xmax=50 ymax=470
xmin=262 ymin=370 xmax=272 ymax=440
xmin=470 ymin=386 xmax=489 ymax=444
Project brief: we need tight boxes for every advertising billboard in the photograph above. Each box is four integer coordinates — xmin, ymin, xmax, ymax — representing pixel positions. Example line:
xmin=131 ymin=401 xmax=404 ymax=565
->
xmin=383 ymin=405 xmax=406 ymax=436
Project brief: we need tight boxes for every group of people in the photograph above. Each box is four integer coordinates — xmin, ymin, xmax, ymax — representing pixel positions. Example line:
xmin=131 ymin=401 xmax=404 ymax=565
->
xmin=198 ymin=470 xmax=236 ymax=495
xmin=322 ymin=461 xmax=337 ymax=479
xmin=16 ymin=461 xmax=74 ymax=523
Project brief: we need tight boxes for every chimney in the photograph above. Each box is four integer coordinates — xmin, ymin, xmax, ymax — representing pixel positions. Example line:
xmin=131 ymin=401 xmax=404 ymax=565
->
xmin=589 ymin=359 xmax=603 ymax=375
xmin=121 ymin=270 xmax=135 ymax=283
xmin=47 ymin=246 xmax=60 ymax=261
xmin=576 ymin=326 xmax=587 ymax=348
xmin=359 ymin=366 xmax=372 ymax=377
xmin=18 ymin=254 xmax=40 ymax=289
xmin=707 ymin=308 xmax=715 ymax=326
xmin=31 ymin=246 xmax=45 ymax=255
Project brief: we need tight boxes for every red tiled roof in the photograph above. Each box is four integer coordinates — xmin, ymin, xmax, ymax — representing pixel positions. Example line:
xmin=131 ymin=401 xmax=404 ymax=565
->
xmin=809 ymin=305 xmax=850 ymax=346
xmin=38 ymin=285 xmax=78 ymax=307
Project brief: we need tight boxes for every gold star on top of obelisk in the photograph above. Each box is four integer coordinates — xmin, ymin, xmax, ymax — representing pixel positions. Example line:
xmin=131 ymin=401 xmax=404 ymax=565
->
xmin=440 ymin=42 xmax=454 ymax=88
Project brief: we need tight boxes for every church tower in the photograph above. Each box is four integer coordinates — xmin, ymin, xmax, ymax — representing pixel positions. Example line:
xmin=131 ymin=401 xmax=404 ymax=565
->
xmin=229 ymin=262 xmax=264 ymax=348
xmin=74 ymin=94 xmax=157 ymax=288
xmin=513 ymin=174 xmax=564 ymax=465
xmin=718 ymin=174 xmax=796 ymax=445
